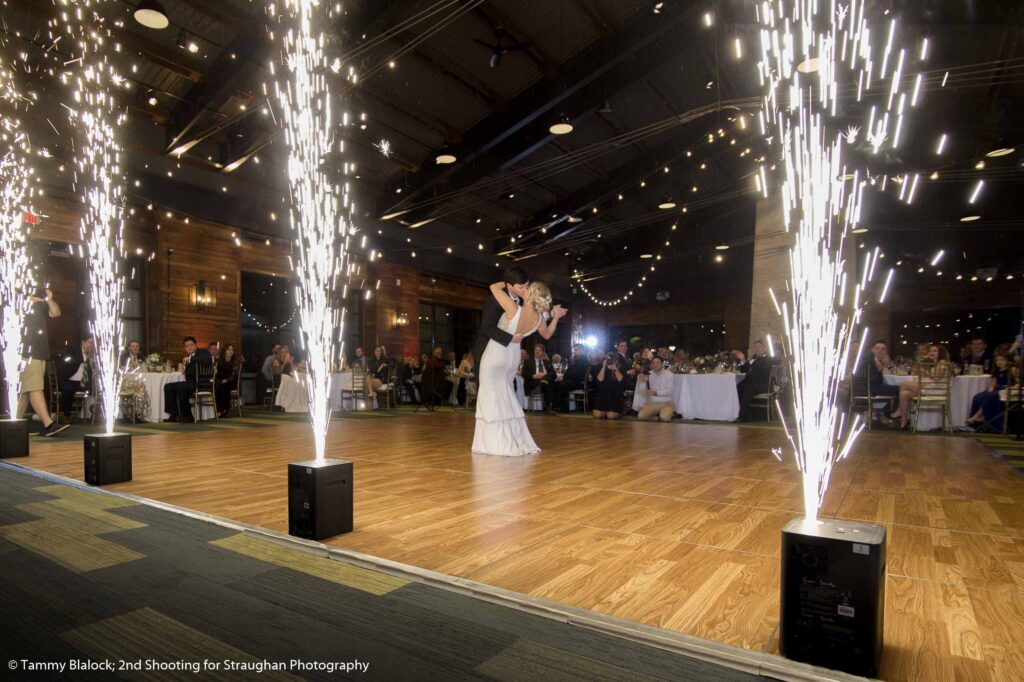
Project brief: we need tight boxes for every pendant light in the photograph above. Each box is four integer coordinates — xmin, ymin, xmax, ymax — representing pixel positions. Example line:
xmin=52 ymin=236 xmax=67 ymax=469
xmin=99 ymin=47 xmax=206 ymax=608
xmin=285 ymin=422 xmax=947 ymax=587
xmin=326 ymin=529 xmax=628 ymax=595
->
xmin=549 ymin=115 xmax=573 ymax=135
xmin=134 ymin=0 xmax=169 ymax=29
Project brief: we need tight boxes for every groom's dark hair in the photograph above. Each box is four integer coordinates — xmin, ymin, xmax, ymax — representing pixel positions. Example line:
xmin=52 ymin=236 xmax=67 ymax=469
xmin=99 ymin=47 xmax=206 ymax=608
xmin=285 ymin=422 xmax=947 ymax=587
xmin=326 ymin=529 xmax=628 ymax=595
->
xmin=503 ymin=265 xmax=529 ymax=285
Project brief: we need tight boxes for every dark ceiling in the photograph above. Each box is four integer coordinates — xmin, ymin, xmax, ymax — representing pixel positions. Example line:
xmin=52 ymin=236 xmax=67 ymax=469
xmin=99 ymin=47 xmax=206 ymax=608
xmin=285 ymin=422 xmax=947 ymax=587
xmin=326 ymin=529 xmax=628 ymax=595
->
xmin=3 ymin=0 xmax=1023 ymax=301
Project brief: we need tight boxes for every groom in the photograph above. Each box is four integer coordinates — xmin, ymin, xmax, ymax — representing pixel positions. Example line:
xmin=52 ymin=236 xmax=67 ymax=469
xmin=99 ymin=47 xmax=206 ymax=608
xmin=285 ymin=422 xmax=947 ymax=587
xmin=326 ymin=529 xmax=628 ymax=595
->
xmin=472 ymin=265 xmax=530 ymax=374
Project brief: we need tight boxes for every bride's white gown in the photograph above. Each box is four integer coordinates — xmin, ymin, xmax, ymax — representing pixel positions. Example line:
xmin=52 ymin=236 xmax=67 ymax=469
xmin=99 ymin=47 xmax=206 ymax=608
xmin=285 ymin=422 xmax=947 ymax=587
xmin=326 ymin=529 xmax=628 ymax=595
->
xmin=472 ymin=305 xmax=541 ymax=456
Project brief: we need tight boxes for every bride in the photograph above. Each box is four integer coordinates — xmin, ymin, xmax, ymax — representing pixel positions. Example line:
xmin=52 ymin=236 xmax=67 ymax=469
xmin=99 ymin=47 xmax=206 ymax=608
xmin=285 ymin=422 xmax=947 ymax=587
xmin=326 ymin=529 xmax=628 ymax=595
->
xmin=473 ymin=280 xmax=567 ymax=456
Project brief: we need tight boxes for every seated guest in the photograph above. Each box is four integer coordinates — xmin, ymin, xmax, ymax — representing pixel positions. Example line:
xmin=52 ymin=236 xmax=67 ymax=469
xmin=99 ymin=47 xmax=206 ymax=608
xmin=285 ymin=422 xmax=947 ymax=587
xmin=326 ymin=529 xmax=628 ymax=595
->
xmin=369 ymin=346 xmax=389 ymax=394
xmin=851 ymin=339 xmax=900 ymax=423
xmin=163 ymin=336 xmax=212 ymax=423
xmin=280 ymin=349 xmax=296 ymax=376
xmin=966 ymin=353 xmax=1018 ymax=431
xmin=400 ymin=355 xmax=420 ymax=403
xmin=272 ymin=345 xmax=290 ymax=377
xmin=215 ymin=343 xmax=241 ymax=417
xmin=889 ymin=344 xmax=950 ymax=429
xmin=735 ymin=339 xmax=774 ymax=421
xmin=674 ymin=349 xmax=689 ymax=369
xmin=208 ymin=342 xmax=221 ymax=362
xmin=637 ymin=356 xmax=675 ymax=422
xmin=119 ymin=339 xmax=143 ymax=370
xmin=966 ymin=335 xmax=992 ymax=370
xmin=261 ymin=344 xmax=282 ymax=383
xmin=557 ymin=344 xmax=589 ymax=411
xmin=59 ymin=335 xmax=96 ymax=418
xmin=591 ymin=353 xmax=626 ymax=419
xmin=351 ymin=346 xmax=368 ymax=370
xmin=524 ymin=343 xmax=557 ymax=412
xmin=514 ymin=348 xmax=528 ymax=394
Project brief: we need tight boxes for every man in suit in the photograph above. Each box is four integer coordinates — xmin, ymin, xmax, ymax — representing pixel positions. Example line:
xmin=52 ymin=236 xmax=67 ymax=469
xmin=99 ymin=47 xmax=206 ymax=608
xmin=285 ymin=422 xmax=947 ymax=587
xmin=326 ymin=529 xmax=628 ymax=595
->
xmin=524 ymin=343 xmax=557 ymax=412
xmin=352 ymin=346 xmax=368 ymax=370
xmin=614 ymin=340 xmax=637 ymax=389
xmin=163 ymin=336 xmax=213 ymax=423
xmin=119 ymin=339 xmax=143 ymax=369
xmin=735 ymin=339 xmax=775 ymax=421
xmin=471 ymin=265 xmax=529 ymax=373
xmin=967 ymin=336 xmax=992 ymax=369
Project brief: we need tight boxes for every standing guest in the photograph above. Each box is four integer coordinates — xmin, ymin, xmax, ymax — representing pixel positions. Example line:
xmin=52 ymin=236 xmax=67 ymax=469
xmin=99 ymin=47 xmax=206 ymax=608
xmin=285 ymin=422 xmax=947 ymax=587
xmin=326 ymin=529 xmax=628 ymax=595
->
xmin=207 ymin=342 xmax=221 ymax=362
xmin=16 ymin=288 xmax=69 ymax=436
xmin=735 ymin=339 xmax=774 ymax=421
xmin=455 ymin=352 xmax=476 ymax=405
xmin=637 ymin=356 xmax=675 ymax=422
xmin=119 ymin=339 xmax=143 ymax=369
xmin=591 ymin=353 xmax=626 ymax=419
xmin=163 ymin=336 xmax=212 ymax=423
xmin=215 ymin=343 xmax=241 ymax=417
xmin=965 ymin=353 xmax=1018 ymax=431
xmin=351 ymin=346 xmax=368 ymax=370
xmin=614 ymin=340 xmax=637 ymax=389
xmin=59 ymin=335 xmax=96 ymax=419
xmin=524 ymin=343 xmax=557 ymax=412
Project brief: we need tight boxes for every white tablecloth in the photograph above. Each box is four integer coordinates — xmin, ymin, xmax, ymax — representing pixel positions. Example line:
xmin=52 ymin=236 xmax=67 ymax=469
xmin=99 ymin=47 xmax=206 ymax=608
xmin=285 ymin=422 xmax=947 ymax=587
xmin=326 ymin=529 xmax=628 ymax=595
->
xmin=276 ymin=373 xmax=309 ymax=413
xmin=631 ymin=373 xmax=741 ymax=421
xmin=884 ymin=374 xmax=990 ymax=430
xmin=329 ymin=372 xmax=376 ymax=411
xmin=135 ymin=372 xmax=183 ymax=423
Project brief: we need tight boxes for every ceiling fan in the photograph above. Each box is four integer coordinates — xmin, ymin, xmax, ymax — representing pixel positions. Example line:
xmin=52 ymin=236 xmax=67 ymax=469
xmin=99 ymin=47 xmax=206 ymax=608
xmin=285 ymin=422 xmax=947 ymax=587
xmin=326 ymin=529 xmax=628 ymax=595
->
xmin=474 ymin=26 xmax=531 ymax=68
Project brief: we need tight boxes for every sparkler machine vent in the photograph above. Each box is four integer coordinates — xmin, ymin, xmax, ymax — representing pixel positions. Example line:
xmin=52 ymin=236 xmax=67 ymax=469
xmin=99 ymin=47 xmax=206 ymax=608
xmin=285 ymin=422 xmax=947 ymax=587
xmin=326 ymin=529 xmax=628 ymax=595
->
xmin=780 ymin=517 xmax=886 ymax=677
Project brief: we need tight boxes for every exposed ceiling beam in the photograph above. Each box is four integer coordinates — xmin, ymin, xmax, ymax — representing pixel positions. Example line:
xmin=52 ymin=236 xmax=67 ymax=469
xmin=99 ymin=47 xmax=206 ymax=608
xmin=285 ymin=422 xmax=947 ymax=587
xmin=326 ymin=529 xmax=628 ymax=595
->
xmin=376 ymin=3 xmax=705 ymax=220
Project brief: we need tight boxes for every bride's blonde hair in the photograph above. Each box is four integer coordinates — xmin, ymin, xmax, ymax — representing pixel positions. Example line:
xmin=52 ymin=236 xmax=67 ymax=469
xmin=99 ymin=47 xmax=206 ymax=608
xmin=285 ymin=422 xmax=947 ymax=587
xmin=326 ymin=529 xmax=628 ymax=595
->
xmin=527 ymin=281 xmax=552 ymax=314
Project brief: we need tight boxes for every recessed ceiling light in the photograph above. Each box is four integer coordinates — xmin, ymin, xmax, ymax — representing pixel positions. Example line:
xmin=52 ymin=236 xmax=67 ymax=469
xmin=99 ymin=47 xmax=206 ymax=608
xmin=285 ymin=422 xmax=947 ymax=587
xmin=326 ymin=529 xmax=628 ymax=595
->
xmin=715 ymin=244 xmax=729 ymax=250
xmin=960 ymin=215 xmax=981 ymax=222
xmin=986 ymin=147 xmax=1014 ymax=157
xmin=133 ymin=0 xmax=169 ymax=29
xmin=797 ymin=57 xmax=820 ymax=73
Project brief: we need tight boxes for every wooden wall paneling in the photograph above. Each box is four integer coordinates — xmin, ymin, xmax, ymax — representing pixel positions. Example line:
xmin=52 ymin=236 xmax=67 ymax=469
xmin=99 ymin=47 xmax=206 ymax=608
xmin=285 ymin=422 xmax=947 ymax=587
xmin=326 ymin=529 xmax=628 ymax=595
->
xmin=368 ymin=261 xmax=420 ymax=358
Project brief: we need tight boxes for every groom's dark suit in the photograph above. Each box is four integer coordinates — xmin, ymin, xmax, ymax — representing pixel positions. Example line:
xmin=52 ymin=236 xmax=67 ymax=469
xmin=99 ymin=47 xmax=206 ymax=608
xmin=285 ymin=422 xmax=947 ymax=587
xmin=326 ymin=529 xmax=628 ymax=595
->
xmin=472 ymin=291 xmax=520 ymax=374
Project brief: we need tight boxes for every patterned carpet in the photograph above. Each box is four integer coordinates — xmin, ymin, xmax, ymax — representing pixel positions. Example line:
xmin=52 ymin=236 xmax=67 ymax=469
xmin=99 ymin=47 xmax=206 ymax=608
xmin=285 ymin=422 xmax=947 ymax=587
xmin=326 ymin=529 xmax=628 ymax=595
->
xmin=0 ymin=465 xmax=761 ymax=681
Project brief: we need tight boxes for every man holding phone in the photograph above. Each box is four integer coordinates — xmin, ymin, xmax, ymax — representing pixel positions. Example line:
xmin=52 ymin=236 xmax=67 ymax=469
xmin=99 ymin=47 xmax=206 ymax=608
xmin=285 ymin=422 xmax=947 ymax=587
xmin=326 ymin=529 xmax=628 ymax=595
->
xmin=16 ymin=288 xmax=69 ymax=436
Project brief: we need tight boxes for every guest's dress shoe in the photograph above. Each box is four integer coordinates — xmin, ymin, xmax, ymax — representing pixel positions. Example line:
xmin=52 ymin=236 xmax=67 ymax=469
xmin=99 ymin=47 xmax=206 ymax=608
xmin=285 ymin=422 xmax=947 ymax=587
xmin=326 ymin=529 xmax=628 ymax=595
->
xmin=165 ymin=415 xmax=179 ymax=423
xmin=180 ymin=415 xmax=195 ymax=424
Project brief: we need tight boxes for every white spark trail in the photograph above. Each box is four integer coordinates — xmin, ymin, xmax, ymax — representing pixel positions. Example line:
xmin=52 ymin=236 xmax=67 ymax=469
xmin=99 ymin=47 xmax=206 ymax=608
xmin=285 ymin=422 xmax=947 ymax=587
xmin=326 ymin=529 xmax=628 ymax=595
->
xmin=272 ymin=0 xmax=352 ymax=461
xmin=0 ymin=59 xmax=35 ymax=414
xmin=756 ymin=0 xmax=920 ymax=520
xmin=60 ymin=0 xmax=127 ymax=435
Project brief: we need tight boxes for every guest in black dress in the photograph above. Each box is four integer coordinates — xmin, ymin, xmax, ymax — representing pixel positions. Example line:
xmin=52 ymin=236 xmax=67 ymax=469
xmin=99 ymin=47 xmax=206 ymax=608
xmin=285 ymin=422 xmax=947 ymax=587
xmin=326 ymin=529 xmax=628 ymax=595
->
xmin=215 ymin=343 xmax=241 ymax=417
xmin=590 ymin=353 xmax=626 ymax=419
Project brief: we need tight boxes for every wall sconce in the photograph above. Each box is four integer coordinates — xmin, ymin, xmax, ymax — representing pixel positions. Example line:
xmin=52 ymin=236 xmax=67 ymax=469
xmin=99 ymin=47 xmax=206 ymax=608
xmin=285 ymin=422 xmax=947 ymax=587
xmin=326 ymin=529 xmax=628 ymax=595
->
xmin=189 ymin=281 xmax=217 ymax=310
xmin=392 ymin=311 xmax=409 ymax=329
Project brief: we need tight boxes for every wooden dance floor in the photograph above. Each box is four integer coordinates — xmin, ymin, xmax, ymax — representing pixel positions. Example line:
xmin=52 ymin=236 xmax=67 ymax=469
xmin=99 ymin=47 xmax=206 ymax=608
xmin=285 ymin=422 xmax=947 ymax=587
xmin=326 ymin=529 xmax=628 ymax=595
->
xmin=17 ymin=413 xmax=1024 ymax=681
